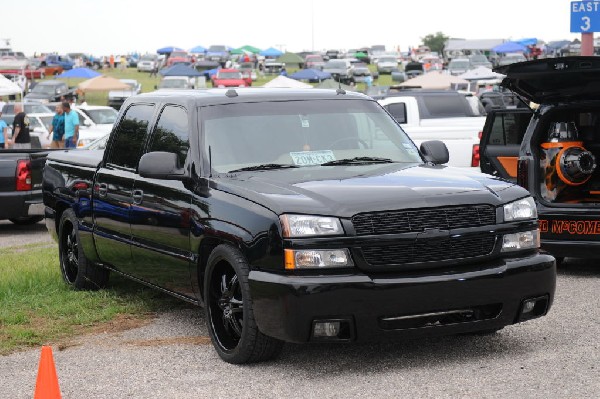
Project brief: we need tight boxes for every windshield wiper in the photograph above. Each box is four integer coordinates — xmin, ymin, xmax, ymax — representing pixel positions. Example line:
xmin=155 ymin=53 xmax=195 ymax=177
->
xmin=321 ymin=157 xmax=395 ymax=166
xmin=228 ymin=163 xmax=300 ymax=173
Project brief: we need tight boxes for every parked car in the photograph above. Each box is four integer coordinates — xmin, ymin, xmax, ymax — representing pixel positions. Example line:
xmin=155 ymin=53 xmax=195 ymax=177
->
xmin=42 ymin=55 xmax=75 ymax=70
xmin=0 ymin=149 xmax=50 ymax=225
xmin=479 ymin=57 xmax=600 ymax=263
xmin=43 ymin=88 xmax=555 ymax=365
xmin=404 ymin=61 xmax=425 ymax=79
xmin=212 ymin=69 xmax=249 ymax=88
xmin=305 ymin=54 xmax=326 ymax=70
xmin=107 ymin=79 xmax=142 ymax=109
xmin=325 ymin=49 xmax=340 ymax=60
xmin=24 ymin=80 xmax=77 ymax=103
xmin=237 ymin=62 xmax=257 ymax=82
xmin=378 ymin=89 xmax=486 ymax=168
xmin=206 ymin=45 xmax=230 ymax=66
xmin=157 ymin=76 xmax=195 ymax=90
xmin=2 ymin=102 xmax=52 ymax=116
xmin=350 ymin=62 xmax=377 ymax=82
xmin=469 ymin=54 xmax=493 ymax=69
xmin=323 ymin=59 xmax=353 ymax=84
xmin=376 ymin=56 xmax=399 ymax=74
xmin=137 ymin=54 xmax=159 ymax=72
xmin=448 ymin=58 xmax=472 ymax=76
xmin=497 ymin=53 xmax=527 ymax=67
xmin=167 ymin=51 xmax=191 ymax=67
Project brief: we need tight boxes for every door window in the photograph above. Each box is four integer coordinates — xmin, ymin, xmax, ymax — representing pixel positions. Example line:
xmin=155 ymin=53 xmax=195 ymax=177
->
xmin=147 ymin=105 xmax=190 ymax=168
xmin=385 ymin=103 xmax=407 ymax=124
xmin=489 ymin=112 xmax=531 ymax=145
xmin=106 ymin=104 xmax=154 ymax=169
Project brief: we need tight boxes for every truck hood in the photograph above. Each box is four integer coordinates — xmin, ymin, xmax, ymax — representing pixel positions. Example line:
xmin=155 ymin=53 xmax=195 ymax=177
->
xmin=496 ymin=56 xmax=600 ymax=104
xmin=214 ymin=163 xmax=526 ymax=217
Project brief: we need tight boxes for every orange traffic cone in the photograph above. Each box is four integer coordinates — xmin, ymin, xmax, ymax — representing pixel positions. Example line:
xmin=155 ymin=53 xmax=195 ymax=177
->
xmin=33 ymin=346 xmax=62 ymax=399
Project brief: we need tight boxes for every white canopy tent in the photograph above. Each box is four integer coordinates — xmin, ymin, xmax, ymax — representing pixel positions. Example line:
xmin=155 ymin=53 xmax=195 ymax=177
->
xmin=459 ymin=66 xmax=505 ymax=81
xmin=262 ymin=75 xmax=312 ymax=89
xmin=0 ymin=74 xmax=23 ymax=97
xmin=399 ymin=71 xmax=469 ymax=90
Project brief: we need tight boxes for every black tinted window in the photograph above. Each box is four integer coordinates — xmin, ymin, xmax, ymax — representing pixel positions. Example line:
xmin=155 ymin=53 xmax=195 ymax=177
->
xmin=488 ymin=112 xmax=531 ymax=145
xmin=385 ymin=103 xmax=407 ymax=124
xmin=148 ymin=105 xmax=189 ymax=167
xmin=106 ymin=104 xmax=154 ymax=169
xmin=419 ymin=96 xmax=471 ymax=118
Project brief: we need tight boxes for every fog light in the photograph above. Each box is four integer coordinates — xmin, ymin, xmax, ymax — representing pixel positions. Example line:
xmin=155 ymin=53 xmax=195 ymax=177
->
xmin=522 ymin=300 xmax=536 ymax=314
xmin=313 ymin=321 xmax=340 ymax=337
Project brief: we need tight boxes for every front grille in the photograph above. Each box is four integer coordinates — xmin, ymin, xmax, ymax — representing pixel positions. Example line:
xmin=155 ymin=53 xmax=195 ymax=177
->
xmin=352 ymin=205 xmax=496 ymax=236
xmin=361 ymin=235 xmax=497 ymax=266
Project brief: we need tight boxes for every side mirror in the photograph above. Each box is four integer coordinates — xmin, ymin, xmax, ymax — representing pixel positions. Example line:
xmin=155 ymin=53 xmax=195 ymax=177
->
xmin=420 ymin=140 xmax=449 ymax=165
xmin=138 ymin=151 xmax=185 ymax=180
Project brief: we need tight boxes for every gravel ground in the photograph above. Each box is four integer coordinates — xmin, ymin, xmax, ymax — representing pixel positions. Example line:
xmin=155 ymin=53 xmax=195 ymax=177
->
xmin=0 ymin=220 xmax=53 ymax=248
xmin=1 ymin=259 xmax=599 ymax=398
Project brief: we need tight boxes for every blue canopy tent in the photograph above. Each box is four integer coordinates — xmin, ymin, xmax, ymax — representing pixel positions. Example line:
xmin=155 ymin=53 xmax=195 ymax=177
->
xmin=157 ymin=46 xmax=184 ymax=54
xmin=259 ymin=47 xmax=283 ymax=57
xmin=290 ymin=68 xmax=331 ymax=81
xmin=516 ymin=38 xmax=538 ymax=46
xmin=159 ymin=64 xmax=203 ymax=77
xmin=190 ymin=45 xmax=207 ymax=54
xmin=56 ymin=67 xmax=101 ymax=79
xmin=492 ymin=42 xmax=527 ymax=53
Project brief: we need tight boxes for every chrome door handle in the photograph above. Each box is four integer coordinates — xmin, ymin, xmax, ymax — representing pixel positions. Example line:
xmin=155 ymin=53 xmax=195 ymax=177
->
xmin=132 ymin=189 xmax=144 ymax=205
xmin=97 ymin=183 xmax=108 ymax=198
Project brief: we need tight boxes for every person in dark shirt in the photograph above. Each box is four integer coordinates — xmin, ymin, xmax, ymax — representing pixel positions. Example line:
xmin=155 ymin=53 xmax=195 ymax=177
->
xmin=11 ymin=103 xmax=31 ymax=149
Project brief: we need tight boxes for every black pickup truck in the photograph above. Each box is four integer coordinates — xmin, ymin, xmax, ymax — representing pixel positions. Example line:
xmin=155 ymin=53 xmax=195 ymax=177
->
xmin=480 ymin=57 xmax=600 ymax=263
xmin=0 ymin=149 xmax=48 ymax=224
xmin=43 ymin=89 xmax=555 ymax=364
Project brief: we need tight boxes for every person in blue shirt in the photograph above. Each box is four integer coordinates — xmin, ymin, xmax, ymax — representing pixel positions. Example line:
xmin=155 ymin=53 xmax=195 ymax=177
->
xmin=62 ymin=102 xmax=79 ymax=148
xmin=0 ymin=111 xmax=9 ymax=149
xmin=47 ymin=104 xmax=65 ymax=148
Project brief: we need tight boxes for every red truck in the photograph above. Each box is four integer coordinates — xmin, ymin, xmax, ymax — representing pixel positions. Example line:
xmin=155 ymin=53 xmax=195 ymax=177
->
xmin=211 ymin=69 xmax=250 ymax=88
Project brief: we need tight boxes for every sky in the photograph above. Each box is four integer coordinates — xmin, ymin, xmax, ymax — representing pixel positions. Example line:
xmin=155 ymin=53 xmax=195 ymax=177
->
xmin=1 ymin=0 xmax=581 ymax=56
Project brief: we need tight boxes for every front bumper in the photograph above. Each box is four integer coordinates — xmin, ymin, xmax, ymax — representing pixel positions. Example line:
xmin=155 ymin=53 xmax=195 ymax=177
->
xmin=0 ymin=190 xmax=44 ymax=219
xmin=249 ymin=252 xmax=556 ymax=343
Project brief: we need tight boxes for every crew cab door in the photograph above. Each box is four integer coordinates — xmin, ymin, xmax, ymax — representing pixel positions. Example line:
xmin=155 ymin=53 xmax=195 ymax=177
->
xmin=93 ymin=103 xmax=155 ymax=270
xmin=129 ymin=104 xmax=195 ymax=297
xmin=479 ymin=108 xmax=533 ymax=181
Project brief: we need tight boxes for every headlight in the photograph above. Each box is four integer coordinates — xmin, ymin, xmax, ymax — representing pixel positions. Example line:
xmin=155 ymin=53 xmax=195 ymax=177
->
xmin=502 ymin=229 xmax=540 ymax=252
xmin=284 ymin=249 xmax=353 ymax=269
xmin=503 ymin=197 xmax=537 ymax=221
xmin=280 ymin=214 xmax=343 ymax=237
xmin=77 ymin=139 xmax=91 ymax=147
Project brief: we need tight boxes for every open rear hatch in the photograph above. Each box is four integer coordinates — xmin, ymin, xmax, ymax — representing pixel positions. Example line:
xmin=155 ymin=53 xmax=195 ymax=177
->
xmin=496 ymin=56 xmax=600 ymax=104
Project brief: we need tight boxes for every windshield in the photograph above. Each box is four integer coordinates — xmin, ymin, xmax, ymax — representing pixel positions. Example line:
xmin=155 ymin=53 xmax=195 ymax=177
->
xmin=26 ymin=104 xmax=52 ymax=113
xmin=450 ymin=61 xmax=470 ymax=69
xmin=80 ymin=108 xmax=118 ymax=124
xmin=31 ymin=85 xmax=57 ymax=95
xmin=141 ymin=55 xmax=156 ymax=61
xmin=160 ymin=79 xmax=188 ymax=88
xmin=470 ymin=55 xmax=488 ymax=63
xmin=203 ymin=99 xmax=422 ymax=173
xmin=324 ymin=61 xmax=346 ymax=69
xmin=379 ymin=58 xmax=397 ymax=63
xmin=217 ymin=71 xmax=243 ymax=79
xmin=170 ymin=52 xmax=188 ymax=58
xmin=209 ymin=46 xmax=227 ymax=52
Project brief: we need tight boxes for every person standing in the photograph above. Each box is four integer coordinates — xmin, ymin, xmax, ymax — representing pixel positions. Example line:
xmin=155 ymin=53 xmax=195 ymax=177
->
xmin=0 ymin=110 xmax=8 ymax=149
xmin=46 ymin=104 xmax=65 ymax=148
xmin=11 ymin=103 xmax=31 ymax=149
xmin=63 ymin=102 xmax=79 ymax=149
xmin=109 ymin=54 xmax=115 ymax=69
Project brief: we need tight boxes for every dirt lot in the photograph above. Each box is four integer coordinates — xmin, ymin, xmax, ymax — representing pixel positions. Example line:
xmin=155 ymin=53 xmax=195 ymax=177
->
xmin=1 ymin=258 xmax=599 ymax=399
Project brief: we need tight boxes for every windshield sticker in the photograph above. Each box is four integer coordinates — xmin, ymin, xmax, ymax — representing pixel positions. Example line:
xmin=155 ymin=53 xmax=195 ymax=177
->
xmin=290 ymin=150 xmax=335 ymax=166
xmin=299 ymin=115 xmax=310 ymax=128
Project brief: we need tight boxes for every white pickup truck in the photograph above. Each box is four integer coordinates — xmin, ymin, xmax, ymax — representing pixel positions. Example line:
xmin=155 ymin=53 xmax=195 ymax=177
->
xmin=378 ymin=90 xmax=486 ymax=169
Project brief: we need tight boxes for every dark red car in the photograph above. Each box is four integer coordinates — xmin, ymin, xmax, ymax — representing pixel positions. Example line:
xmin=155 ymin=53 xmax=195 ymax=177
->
xmin=211 ymin=69 xmax=250 ymax=88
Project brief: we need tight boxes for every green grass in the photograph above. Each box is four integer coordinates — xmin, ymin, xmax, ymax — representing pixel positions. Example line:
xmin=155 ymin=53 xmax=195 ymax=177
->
xmin=0 ymin=243 xmax=187 ymax=355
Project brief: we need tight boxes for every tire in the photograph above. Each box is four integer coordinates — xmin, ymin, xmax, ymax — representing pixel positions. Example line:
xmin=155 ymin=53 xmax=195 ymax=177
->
xmin=9 ymin=216 xmax=43 ymax=225
xmin=58 ymin=209 xmax=109 ymax=290
xmin=204 ymin=244 xmax=283 ymax=364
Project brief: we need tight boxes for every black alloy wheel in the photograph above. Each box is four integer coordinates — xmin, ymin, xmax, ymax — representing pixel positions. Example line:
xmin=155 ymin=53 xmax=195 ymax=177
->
xmin=60 ymin=222 xmax=79 ymax=284
xmin=208 ymin=262 xmax=244 ymax=351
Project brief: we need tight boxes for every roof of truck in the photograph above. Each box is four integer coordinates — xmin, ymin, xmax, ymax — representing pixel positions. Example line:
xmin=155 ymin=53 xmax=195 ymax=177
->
xmin=134 ymin=88 xmax=370 ymax=106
